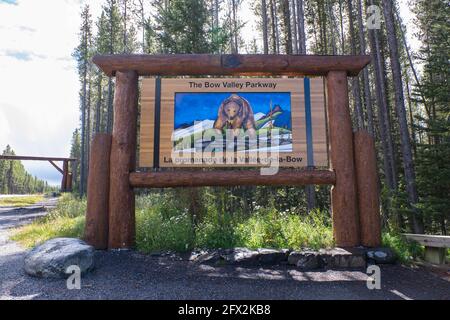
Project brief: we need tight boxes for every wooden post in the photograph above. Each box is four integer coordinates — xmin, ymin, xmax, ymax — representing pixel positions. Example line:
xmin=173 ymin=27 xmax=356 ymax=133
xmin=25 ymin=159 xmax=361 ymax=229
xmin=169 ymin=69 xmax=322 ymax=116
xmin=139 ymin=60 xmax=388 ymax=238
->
xmin=108 ymin=70 xmax=138 ymax=249
xmin=327 ymin=71 xmax=360 ymax=247
xmin=85 ymin=133 xmax=112 ymax=249
xmin=61 ymin=160 xmax=68 ymax=192
xmin=354 ymin=130 xmax=381 ymax=247
xmin=66 ymin=172 xmax=73 ymax=192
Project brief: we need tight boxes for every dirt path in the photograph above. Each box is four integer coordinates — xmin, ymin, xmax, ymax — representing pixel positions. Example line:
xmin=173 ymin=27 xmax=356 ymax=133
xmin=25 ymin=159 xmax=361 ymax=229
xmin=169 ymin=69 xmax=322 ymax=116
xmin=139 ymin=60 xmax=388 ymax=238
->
xmin=0 ymin=198 xmax=449 ymax=300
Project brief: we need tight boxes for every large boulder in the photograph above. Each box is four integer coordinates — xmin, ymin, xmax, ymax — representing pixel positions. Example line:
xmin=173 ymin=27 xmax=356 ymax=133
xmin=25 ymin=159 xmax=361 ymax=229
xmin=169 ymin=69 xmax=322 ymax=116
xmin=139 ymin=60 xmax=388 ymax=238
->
xmin=24 ymin=238 xmax=94 ymax=278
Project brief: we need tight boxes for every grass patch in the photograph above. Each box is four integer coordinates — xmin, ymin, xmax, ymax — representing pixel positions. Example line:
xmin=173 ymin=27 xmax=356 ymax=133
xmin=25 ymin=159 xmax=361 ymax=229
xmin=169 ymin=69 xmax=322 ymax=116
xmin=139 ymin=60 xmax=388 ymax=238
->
xmin=136 ymin=202 xmax=334 ymax=252
xmin=382 ymin=232 xmax=424 ymax=264
xmin=0 ymin=195 xmax=44 ymax=207
xmin=9 ymin=193 xmax=335 ymax=253
xmin=11 ymin=194 xmax=85 ymax=248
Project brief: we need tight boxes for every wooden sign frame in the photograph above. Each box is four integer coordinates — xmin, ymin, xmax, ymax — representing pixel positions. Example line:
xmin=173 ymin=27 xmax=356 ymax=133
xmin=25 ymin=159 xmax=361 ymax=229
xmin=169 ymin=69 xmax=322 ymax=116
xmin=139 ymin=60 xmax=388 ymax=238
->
xmin=139 ymin=77 xmax=328 ymax=168
xmin=87 ymin=54 xmax=381 ymax=251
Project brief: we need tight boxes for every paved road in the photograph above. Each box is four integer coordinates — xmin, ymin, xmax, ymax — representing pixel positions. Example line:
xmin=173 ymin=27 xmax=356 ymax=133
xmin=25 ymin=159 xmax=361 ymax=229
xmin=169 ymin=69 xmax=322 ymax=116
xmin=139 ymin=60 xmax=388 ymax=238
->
xmin=0 ymin=199 xmax=449 ymax=300
xmin=0 ymin=197 xmax=57 ymax=230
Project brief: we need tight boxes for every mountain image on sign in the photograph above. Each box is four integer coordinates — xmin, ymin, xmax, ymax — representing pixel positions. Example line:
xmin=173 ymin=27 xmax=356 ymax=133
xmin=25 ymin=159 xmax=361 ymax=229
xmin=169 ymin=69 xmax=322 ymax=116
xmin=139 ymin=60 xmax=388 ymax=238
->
xmin=173 ymin=92 xmax=292 ymax=153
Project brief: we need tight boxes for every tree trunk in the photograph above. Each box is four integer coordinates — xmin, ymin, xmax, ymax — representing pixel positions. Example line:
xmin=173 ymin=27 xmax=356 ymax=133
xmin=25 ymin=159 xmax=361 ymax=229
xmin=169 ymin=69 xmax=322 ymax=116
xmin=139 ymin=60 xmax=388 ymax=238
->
xmin=269 ymin=0 xmax=277 ymax=53
xmin=291 ymin=0 xmax=298 ymax=54
xmin=86 ymin=72 xmax=92 ymax=193
xmin=296 ymin=0 xmax=306 ymax=54
xmin=107 ymin=77 xmax=114 ymax=133
xmin=327 ymin=0 xmax=337 ymax=55
xmin=95 ymin=73 xmax=102 ymax=133
xmin=347 ymin=0 xmax=364 ymax=129
xmin=338 ymin=0 xmax=345 ymax=53
xmin=281 ymin=0 xmax=292 ymax=54
xmin=382 ymin=0 xmax=424 ymax=233
xmin=80 ymin=73 xmax=87 ymax=196
xmin=357 ymin=0 xmax=374 ymax=136
xmin=262 ymin=0 xmax=269 ymax=54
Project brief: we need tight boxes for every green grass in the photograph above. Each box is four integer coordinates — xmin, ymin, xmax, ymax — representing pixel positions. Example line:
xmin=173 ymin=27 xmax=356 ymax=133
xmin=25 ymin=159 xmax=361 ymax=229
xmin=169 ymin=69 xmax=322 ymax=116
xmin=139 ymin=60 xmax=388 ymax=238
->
xmin=382 ymin=231 xmax=424 ymax=264
xmin=11 ymin=194 xmax=85 ymax=247
xmin=136 ymin=202 xmax=334 ymax=253
xmin=0 ymin=195 xmax=44 ymax=207
xmin=12 ymin=193 xmax=335 ymax=252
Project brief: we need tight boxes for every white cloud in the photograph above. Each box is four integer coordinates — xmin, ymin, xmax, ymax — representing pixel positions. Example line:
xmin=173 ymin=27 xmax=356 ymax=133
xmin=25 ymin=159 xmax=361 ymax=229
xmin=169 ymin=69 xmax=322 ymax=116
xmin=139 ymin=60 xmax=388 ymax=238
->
xmin=0 ymin=0 xmax=103 ymax=186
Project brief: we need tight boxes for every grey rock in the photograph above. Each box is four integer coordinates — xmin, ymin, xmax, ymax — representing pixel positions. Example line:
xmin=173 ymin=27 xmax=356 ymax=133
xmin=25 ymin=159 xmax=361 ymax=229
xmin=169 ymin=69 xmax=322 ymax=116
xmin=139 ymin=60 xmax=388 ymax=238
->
xmin=366 ymin=247 xmax=396 ymax=264
xmin=224 ymin=248 xmax=260 ymax=265
xmin=288 ymin=250 xmax=321 ymax=270
xmin=189 ymin=250 xmax=221 ymax=264
xmin=24 ymin=238 xmax=94 ymax=278
xmin=320 ymin=248 xmax=366 ymax=268
xmin=257 ymin=248 xmax=290 ymax=265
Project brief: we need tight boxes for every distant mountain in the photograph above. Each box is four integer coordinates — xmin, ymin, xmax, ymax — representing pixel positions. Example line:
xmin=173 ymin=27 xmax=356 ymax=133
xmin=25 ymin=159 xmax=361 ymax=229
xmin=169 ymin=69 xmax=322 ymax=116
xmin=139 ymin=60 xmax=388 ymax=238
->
xmin=273 ymin=110 xmax=291 ymax=129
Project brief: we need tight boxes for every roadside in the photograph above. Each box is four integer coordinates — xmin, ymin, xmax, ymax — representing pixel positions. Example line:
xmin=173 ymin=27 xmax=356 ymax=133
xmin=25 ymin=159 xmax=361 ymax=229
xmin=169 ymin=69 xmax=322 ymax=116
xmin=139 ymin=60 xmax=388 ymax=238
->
xmin=0 ymin=197 xmax=449 ymax=300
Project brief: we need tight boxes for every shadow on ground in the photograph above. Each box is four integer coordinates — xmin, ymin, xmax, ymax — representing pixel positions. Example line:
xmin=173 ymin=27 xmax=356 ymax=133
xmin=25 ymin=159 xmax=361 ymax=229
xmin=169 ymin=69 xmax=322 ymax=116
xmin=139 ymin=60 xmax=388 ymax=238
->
xmin=2 ymin=250 xmax=449 ymax=300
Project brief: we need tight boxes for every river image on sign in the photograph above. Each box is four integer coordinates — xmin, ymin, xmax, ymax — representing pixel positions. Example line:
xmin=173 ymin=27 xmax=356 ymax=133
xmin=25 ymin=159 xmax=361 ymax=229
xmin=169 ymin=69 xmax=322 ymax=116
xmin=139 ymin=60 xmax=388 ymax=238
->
xmin=139 ymin=78 xmax=328 ymax=168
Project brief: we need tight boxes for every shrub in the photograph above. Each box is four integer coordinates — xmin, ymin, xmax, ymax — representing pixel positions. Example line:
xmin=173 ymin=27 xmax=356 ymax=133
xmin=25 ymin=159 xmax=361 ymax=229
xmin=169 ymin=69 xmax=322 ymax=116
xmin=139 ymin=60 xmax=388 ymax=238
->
xmin=195 ymin=212 xmax=240 ymax=249
xmin=382 ymin=232 xmax=424 ymax=264
xmin=136 ymin=206 xmax=194 ymax=253
xmin=11 ymin=193 xmax=86 ymax=247
xmin=235 ymin=208 xmax=334 ymax=250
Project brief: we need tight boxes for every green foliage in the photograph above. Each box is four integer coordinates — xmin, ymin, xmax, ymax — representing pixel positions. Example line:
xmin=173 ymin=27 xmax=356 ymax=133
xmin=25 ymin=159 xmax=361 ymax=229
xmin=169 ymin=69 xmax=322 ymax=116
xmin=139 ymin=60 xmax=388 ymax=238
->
xmin=196 ymin=210 xmax=241 ymax=249
xmin=382 ymin=232 xmax=424 ymax=264
xmin=135 ymin=194 xmax=333 ymax=252
xmin=135 ymin=193 xmax=195 ymax=252
xmin=412 ymin=0 xmax=450 ymax=234
xmin=13 ymin=193 xmax=333 ymax=252
xmin=0 ymin=195 xmax=44 ymax=207
xmin=11 ymin=194 xmax=86 ymax=247
xmin=236 ymin=208 xmax=334 ymax=250
xmin=154 ymin=0 xmax=228 ymax=53
xmin=0 ymin=145 xmax=55 ymax=195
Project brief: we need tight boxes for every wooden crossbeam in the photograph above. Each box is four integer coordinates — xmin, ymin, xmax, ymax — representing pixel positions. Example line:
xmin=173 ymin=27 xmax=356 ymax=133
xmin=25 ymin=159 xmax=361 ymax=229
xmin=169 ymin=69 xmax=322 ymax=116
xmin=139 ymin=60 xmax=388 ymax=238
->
xmin=48 ymin=160 xmax=63 ymax=174
xmin=0 ymin=155 xmax=76 ymax=162
xmin=129 ymin=169 xmax=336 ymax=188
xmin=93 ymin=54 xmax=371 ymax=77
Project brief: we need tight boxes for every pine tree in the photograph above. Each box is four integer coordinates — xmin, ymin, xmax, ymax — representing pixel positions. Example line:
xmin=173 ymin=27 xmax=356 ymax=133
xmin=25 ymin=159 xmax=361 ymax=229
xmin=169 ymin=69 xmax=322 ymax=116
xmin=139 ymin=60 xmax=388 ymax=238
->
xmin=412 ymin=0 xmax=450 ymax=234
xmin=73 ymin=5 xmax=93 ymax=196
xmin=382 ymin=0 xmax=424 ymax=233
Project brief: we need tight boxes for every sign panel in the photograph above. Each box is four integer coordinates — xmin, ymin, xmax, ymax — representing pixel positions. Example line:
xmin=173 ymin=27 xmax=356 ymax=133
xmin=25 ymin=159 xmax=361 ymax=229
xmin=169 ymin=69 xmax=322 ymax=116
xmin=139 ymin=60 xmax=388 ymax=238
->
xmin=139 ymin=78 xmax=328 ymax=168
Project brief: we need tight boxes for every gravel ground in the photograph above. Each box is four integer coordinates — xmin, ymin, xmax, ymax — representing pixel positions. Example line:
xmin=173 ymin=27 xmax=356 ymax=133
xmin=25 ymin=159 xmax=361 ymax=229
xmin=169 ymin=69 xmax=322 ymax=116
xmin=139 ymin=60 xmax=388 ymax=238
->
xmin=0 ymin=198 xmax=449 ymax=300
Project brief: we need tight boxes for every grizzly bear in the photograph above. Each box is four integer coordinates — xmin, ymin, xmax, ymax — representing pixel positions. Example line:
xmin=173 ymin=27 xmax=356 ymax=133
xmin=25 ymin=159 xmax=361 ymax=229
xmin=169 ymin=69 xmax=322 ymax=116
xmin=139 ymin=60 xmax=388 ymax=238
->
xmin=213 ymin=94 xmax=256 ymax=137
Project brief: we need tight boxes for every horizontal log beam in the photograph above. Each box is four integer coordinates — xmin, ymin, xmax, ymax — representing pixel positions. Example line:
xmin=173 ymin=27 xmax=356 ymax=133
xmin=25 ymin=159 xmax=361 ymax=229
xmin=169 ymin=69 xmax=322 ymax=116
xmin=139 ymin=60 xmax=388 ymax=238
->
xmin=0 ymin=155 xmax=77 ymax=162
xmin=129 ymin=169 xmax=336 ymax=188
xmin=93 ymin=54 xmax=371 ymax=77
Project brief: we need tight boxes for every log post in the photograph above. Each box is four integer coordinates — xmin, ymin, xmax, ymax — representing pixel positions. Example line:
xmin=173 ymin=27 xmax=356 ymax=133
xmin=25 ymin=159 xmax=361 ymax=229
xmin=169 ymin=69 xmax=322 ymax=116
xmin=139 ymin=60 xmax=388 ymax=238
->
xmin=327 ymin=71 xmax=360 ymax=247
xmin=108 ymin=70 xmax=139 ymax=249
xmin=61 ymin=160 xmax=68 ymax=192
xmin=354 ymin=130 xmax=381 ymax=247
xmin=66 ymin=172 xmax=73 ymax=192
xmin=85 ymin=133 xmax=112 ymax=249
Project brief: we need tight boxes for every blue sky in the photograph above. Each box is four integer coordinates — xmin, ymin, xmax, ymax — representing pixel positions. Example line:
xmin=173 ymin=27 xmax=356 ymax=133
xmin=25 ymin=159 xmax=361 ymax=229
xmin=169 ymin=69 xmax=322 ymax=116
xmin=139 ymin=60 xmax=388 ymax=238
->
xmin=0 ymin=0 xmax=18 ymax=5
xmin=174 ymin=92 xmax=291 ymax=129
